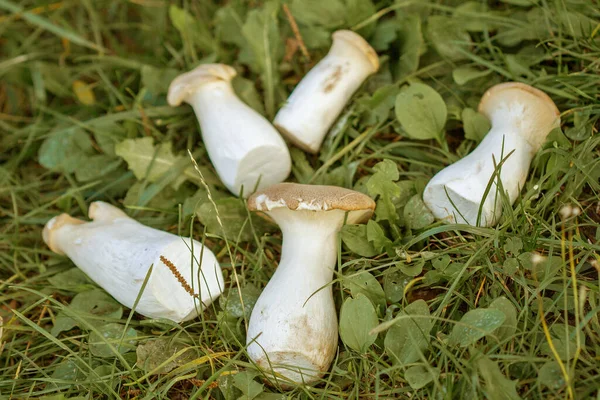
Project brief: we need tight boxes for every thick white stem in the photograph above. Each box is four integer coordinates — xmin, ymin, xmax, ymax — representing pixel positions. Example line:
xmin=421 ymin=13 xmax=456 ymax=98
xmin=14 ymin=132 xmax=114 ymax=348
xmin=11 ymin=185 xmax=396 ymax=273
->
xmin=273 ymin=30 xmax=379 ymax=153
xmin=423 ymin=128 xmax=532 ymax=226
xmin=247 ymin=210 xmax=344 ymax=384
xmin=423 ymin=82 xmax=560 ymax=227
xmin=168 ymin=65 xmax=291 ymax=197
xmin=43 ymin=202 xmax=224 ymax=322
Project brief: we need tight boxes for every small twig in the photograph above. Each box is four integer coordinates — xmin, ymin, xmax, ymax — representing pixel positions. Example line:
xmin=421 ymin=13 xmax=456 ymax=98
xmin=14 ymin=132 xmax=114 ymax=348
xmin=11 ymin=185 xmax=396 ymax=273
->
xmin=474 ymin=276 xmax=486 ymax=307
xmin=282 ymin=4 xmax=310 ymax=62
xmin=160 ymin=255 xmax=198 ymax=299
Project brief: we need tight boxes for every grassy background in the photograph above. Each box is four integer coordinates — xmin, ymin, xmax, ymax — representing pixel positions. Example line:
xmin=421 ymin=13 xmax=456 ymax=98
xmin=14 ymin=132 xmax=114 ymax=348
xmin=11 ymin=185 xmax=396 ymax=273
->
xmin=1 ymin=0 xmax=599 ymax=399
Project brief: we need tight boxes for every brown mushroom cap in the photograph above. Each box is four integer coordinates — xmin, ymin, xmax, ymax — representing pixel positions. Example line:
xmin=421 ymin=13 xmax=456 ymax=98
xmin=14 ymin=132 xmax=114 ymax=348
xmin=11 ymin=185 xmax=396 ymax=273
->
xmin=167 ymin=64 xmax=237 ymax=107
xmin=247 ymin=183 xmax=375 ymax=222
xmin=478 ymin=82 xmax=560 ymax=149
xmin=332 ymin=30 xmax=380 ymax=73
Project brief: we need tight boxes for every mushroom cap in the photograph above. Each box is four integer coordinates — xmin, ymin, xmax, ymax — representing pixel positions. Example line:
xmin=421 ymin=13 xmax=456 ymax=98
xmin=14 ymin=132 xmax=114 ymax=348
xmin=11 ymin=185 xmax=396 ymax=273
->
xmin=167 ymin=64 xmax=237 ymax=107
xmin=478 ymin=82 xmax=560 ymax=149
xmin=247 ymin=183 xmax=375 ymax=222
xmin=332 ymin=30 xmax=380 ymax=73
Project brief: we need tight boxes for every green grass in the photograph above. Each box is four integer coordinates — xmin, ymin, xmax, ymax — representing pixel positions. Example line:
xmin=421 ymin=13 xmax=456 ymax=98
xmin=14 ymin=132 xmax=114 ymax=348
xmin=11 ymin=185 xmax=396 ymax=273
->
xmin=1 ymin=0 xmax=599 ymax=399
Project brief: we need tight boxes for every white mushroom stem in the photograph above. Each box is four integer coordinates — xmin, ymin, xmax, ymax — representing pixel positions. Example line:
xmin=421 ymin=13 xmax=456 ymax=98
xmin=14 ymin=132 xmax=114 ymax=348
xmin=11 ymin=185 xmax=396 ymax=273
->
xmin=42 ymin=201 xmax=224 ymax=322
xmin=245 ymin=184 xmax=375 ymax=385
xmin=423 ymin=82 xmax=560 ymax=227
xmin=168 ymin=64 xmax=291 ymax=197
xmin=273 ymin=30 xmax=379 ymax=153
xmin=247 ymin=210 xmax=344 ymax=384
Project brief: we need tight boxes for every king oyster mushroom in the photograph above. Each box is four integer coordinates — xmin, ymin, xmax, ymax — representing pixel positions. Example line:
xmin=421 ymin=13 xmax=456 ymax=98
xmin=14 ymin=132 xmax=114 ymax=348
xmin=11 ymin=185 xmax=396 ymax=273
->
xmin=423 ymin=82 xmax=560 ymax=227
xmin=273 ymin=30 xmax=380 ymax=154
xmin=246 ymin=183 xmax=375 ymax=385
xmin=43 ymin=201 xmax=224 ymax=322
xmin=168 ymin=63 xmax=292 ymax=197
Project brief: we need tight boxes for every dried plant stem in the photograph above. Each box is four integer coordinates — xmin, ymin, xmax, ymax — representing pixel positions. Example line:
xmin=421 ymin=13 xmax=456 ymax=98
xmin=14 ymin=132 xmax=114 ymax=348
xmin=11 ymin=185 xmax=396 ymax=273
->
xmin=282 ymin=4 xmax=310 ymax=62
xmin=160 ymin=255 xmax=198 ymax=299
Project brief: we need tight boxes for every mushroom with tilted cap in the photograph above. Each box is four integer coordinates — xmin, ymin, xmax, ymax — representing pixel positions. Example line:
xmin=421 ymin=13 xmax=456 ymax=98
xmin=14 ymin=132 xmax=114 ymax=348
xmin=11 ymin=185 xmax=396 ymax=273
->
xmin=246 ymin=183 xmax=376 ymax=385
xmin=273 ymin=30 xmax=380 ymax=154
xmin=42 ymin=201 xmax=224 ymax=322
xmin=168 ymin=63 xmax=292 ymax=197
xmin=423 ymin=82 xmax=561 ymax=227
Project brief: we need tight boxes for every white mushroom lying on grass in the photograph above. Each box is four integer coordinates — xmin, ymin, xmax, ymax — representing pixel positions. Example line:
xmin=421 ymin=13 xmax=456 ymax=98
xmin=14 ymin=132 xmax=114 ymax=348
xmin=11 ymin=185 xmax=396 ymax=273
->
xmin=168 ymin=63 xmax=292 ymax=197
xmin=274 ymin=30 xmax=380 ymax=154
xmin=423 ymin=82 xmax=560 ymax=227
xmin=43 ymin=201 xmax=224 ymax=322
xmin=246 ymin=183 xmax=375 ymax=385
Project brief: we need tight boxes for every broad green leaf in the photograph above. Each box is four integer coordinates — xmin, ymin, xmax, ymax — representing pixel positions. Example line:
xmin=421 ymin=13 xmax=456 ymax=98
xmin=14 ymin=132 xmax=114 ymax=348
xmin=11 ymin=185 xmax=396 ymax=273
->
xmin=215 ymin=3 xmax=247 ymax=47
xmin=182 ymin=187 xmax=210 ymax=219
xmin=384 ymin=300 xmax=433 ymax=364
xmin=540 ymin=336 xmax=577 ymax=361
xmin=74 ymin=155 xmax=122 ymax=182
xmin=383 ymin=268 xmax=411 ymax=303
xmin=462 ymin=108 xmax=491 ymax=142
xmin=51 ymin=359 xmax=87 ymax=382
xmin=538 ymin=361 xmax=568 ymax=390
xmin=371 ymin=19 xmax=398 ymax=51
xmin=427 ymin=15 xmax=472 ymax=61
xmin=141 ymin=65 xmax=180 ymax=96
xmin=453 ymin=67 xmax=492 ymax=86
xmin=339 ymin=293 xmax=378 ymax=353
xmin=366 ymin=220 xmax=393 ymax=252
xmin=136 ymin=339 xmax=195 ymax=374
xmin=289 ymin=0 xmax=345 ymax=28
xmin=233 ymin=371 xmax=264 ymax=400
xmin=503 ymin=237 xmax=523 ymax=255
xmin=448 ymin=308 xmax=506 ymax=347
xmin=454 ymin=2 xmax=490 ymax=32
xmin=48 ymin=268 xmax=95 ymax=293
xmin=403 ymin=194 xmax=434 ymax=230
xmin=343 ymin=271 xmax=386 ymax=312
xmin=89 ymin=323 xmax=138 ymax=358
xmin=169 ymin=5 xmax=215 ymax=53
xmin=398 ymin=259 xmax=424 ymax=277
xmin=241 ymin=1 xmax=284 ymax=118
xmin=90 ymin=120 xmax=125 ymax=156
xmin=219 ymin=284 xmax=261 ymax=319
xmin=432 ymin=255 xmax=451 ymax=272
xmin=395 ymin=83 xmax=447 ymax=140
xmin=366 ymin=160 xmax=400 ymax=223
xmin=502 ymin=257 xmax=519 ymax=275
xmin=38 ymin=128 xmax=94 ymax=173
xmin=475 ymin=353 xmax=521 ymax=400
xmin=116 ymin=137 xmax=184 ymax=188
xmin=358 ymin=84 xmax=400 ymax=125
xmin=489 ymin=297 xmax=518 ymax=342
xmin=344 ymin=0 xmax=376 ymax=36
xmin=52 ymin=290 xmax=123 ymax=336
xmin=405 ymin=365 xmax=438 ymax=390
xmin=397 ymin=14 xmax=424 ymax=77
xmin=341 ymin=224 xmax=378 ymax=257
xmin=115 ymin=137 xmax=214 ymax=190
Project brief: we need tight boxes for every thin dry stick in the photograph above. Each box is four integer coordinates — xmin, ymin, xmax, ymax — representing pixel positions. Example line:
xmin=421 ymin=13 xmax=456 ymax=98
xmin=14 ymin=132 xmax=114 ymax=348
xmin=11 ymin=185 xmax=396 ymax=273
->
xmin=160 ymin=255 xmax=199 ymax=299
xmin=282 ymin=4 xmax=310 ymax=62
